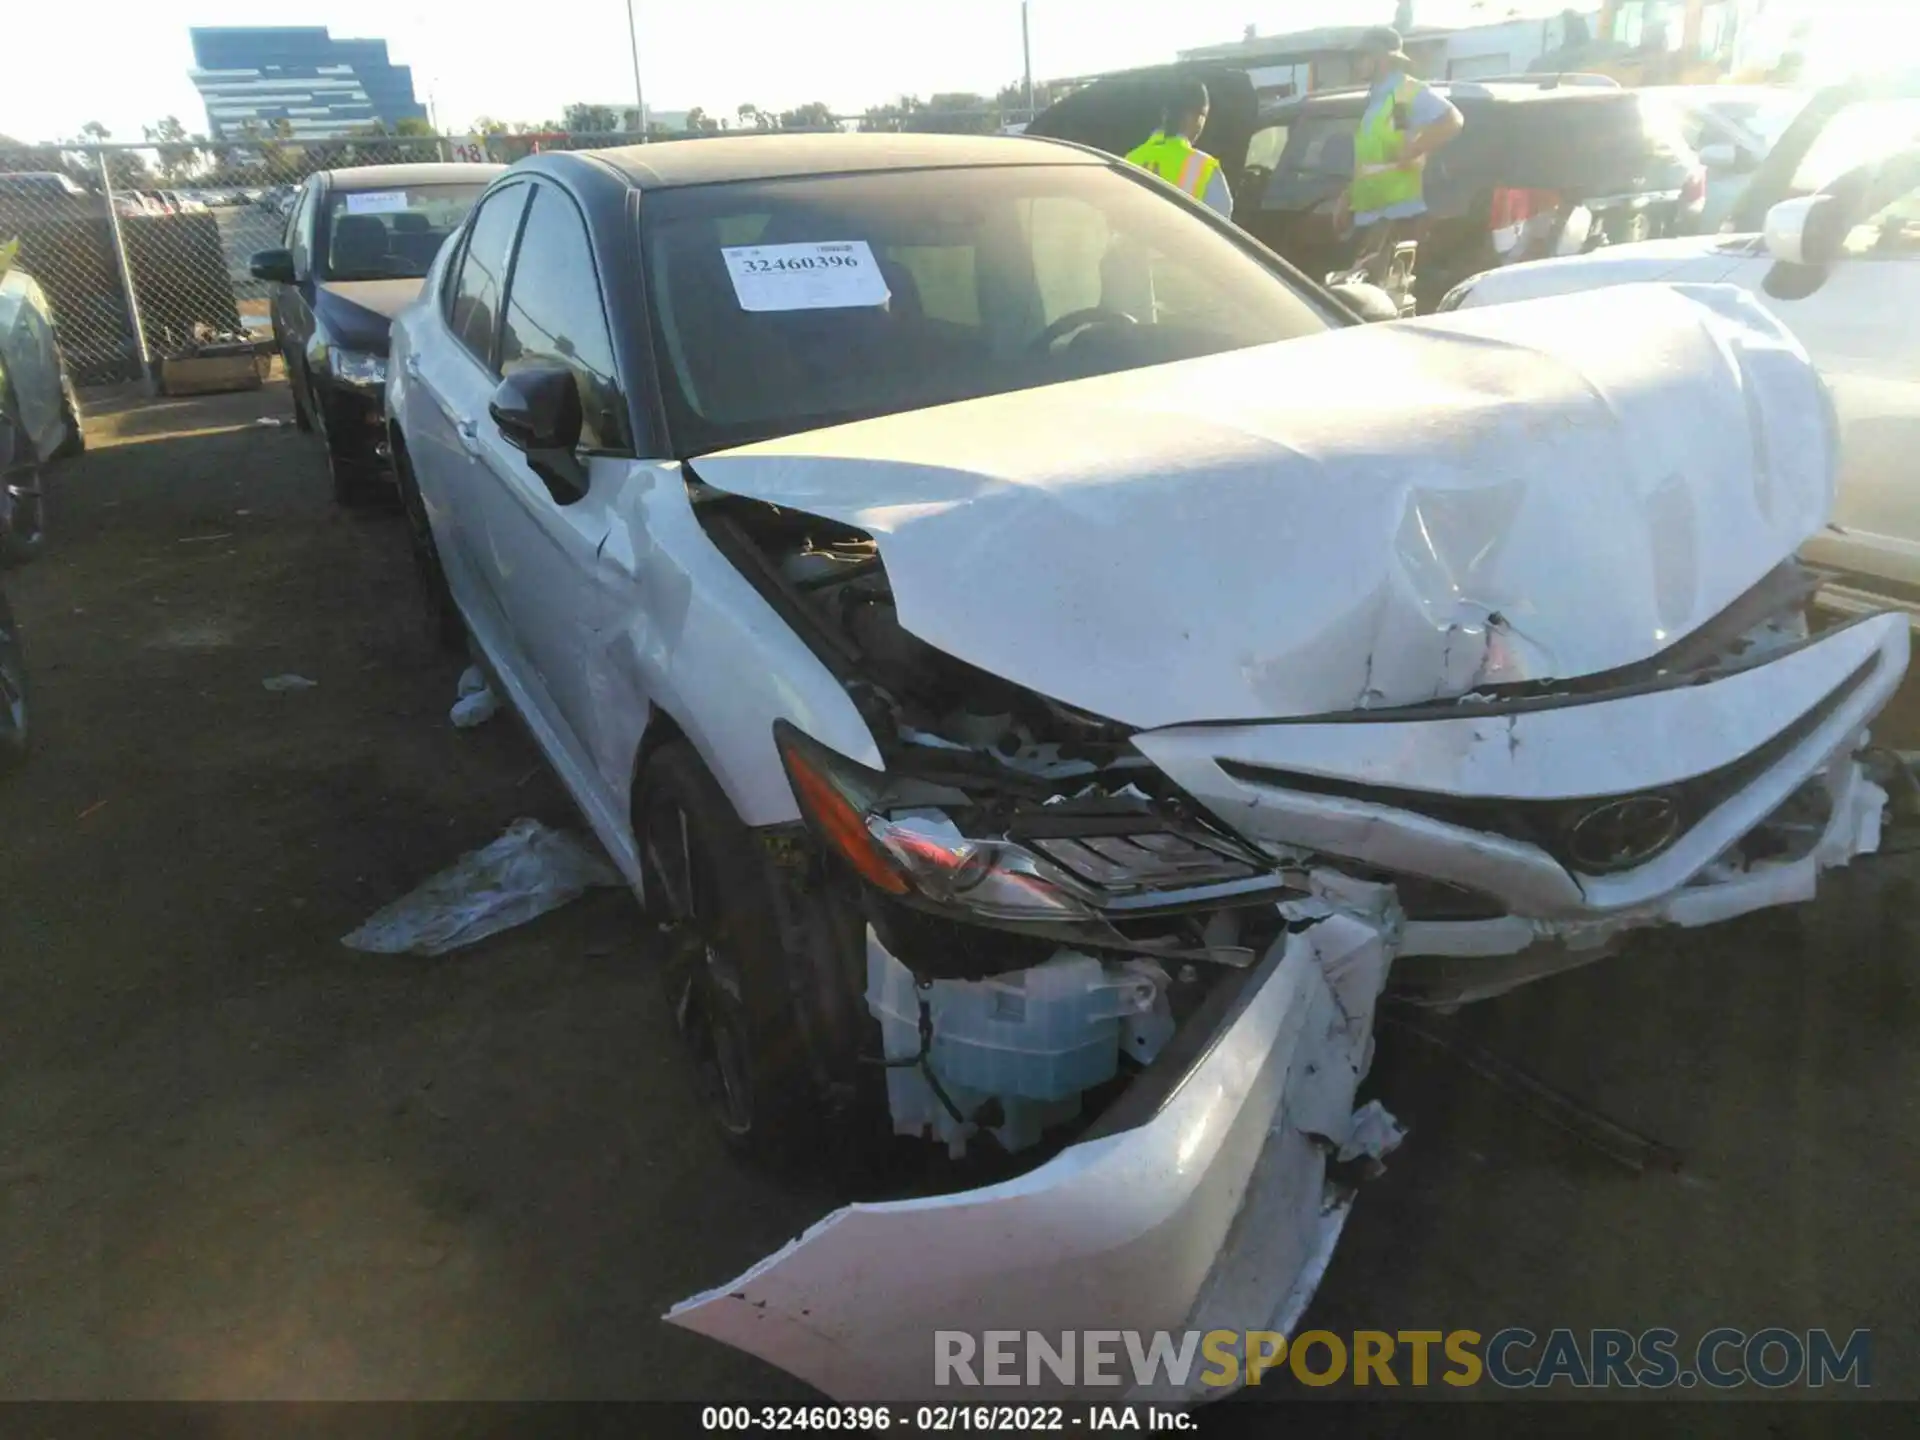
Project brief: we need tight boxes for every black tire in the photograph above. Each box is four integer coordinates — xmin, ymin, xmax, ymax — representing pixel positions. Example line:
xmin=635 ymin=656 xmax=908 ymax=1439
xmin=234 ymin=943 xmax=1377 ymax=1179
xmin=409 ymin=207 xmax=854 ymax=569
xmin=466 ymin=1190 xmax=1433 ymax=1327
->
xmin=290 ymin=359 xmax=314 ymax=432
xmin=314 ymin=390 xmax=384 ymax=507
xmin=0 ymin=587 xmax=28 ymax=772
xmin=637 ymin=742 xmax=819 ymax=1160
xmin=328 ymin=449 xmax=386 ymax=508
xmin=49 ymin=375 xmax=84 ymax=461
xmin=0 ymin=412 xmax=44 ymax=568
xmin=393 ymin=439 xmax=465 ymax=650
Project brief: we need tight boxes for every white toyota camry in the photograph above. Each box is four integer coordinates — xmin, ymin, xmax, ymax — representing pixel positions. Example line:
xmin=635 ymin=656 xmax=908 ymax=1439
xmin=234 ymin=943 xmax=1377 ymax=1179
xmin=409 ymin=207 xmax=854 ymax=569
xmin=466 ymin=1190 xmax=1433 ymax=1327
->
xmin=385 ymin=133 xmax=1907 ymax=1400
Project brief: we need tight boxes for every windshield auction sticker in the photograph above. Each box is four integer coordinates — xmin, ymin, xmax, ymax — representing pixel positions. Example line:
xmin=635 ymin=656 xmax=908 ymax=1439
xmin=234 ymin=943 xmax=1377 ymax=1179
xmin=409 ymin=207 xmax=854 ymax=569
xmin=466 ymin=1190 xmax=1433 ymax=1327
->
xmin=722 ymin=241 xmax=891 ymax=311
xmin=344 ymin=191 xmax=410 ymax=215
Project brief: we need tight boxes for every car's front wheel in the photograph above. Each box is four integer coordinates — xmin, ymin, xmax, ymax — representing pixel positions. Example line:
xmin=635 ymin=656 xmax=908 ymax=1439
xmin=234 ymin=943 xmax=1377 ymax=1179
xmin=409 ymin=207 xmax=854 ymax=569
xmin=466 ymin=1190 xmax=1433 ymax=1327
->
xmin=638 ymin=742 xmax=818 ymax=1160
xmin=0 ymin=410 xmax=44 ymax=567
xmin=0 ymin=587 xmax=29 ymax=771
xmin=393 ymin=437 xmax=464 ymax=650
xmin=289 ymin=360 xmax=314 ymax=432
xmin=50 ymin=374 xmax=84 ymax=460
xmin=313 ymin=390 xmax=383 ymax=507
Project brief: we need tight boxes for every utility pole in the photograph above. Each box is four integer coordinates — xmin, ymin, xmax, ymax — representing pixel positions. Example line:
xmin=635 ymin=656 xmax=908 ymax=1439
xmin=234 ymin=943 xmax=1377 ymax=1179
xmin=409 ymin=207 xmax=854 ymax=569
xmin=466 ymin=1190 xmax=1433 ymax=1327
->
xmin=625 ymin=0 xmax=648 ymax=140
xmin=95 ymin=150 xmax=154 ymax=395
xmin=1022 ymin=1 xmax=1036 ymax=120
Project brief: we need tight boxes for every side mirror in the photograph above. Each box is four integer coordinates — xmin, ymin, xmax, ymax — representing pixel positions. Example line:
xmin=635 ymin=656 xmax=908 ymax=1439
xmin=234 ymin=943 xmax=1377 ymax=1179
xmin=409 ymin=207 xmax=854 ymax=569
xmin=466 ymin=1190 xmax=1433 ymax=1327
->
xmin=489 ymin=367 xmax=588 ymax=504
xmin=248 ymin=248 xmax=297 ymax=284
xmin=1698 ymin=141 xmax=1749 ymax=173
xmin=1764 ymin=194 xmax=1841 ymax=268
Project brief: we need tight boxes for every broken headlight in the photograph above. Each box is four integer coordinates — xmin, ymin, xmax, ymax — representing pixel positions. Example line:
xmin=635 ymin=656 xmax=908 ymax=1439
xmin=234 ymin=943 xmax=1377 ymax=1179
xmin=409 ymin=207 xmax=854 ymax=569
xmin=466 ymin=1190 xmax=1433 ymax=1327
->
xmin=775 ymin=721 xmax=1272 ymax=924
xmin=328 ymin=347 xmax=388 ymax=391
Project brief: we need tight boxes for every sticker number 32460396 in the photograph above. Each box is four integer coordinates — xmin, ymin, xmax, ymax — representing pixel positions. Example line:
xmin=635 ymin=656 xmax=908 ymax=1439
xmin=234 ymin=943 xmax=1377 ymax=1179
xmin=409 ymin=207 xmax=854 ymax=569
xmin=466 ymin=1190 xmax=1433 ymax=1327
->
xmin=721 ymin=241 xmax=892 ymax=312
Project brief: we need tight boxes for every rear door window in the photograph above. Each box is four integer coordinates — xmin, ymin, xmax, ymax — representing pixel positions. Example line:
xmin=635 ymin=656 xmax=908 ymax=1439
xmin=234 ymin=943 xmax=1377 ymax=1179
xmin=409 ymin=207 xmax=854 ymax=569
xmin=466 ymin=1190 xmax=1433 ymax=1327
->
xmin=448 ymin=185 xmax=529 ymax=371
xmin=1263 ymin=112 xmax=1359 ymax=210
xmin=1497 ymin=95 xmax=1695 ymax=194
xmin=1280 ymin=116 xmax=1360 ymax=176
xmin=1244 ymin=123 xmax=1289 ymax=175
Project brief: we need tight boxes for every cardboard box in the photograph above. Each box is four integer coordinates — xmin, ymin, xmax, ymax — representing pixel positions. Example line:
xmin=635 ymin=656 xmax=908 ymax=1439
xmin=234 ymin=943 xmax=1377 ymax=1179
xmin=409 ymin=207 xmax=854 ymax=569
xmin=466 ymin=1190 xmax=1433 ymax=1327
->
xmin=158 ymin=349 xmax=265 ymax=396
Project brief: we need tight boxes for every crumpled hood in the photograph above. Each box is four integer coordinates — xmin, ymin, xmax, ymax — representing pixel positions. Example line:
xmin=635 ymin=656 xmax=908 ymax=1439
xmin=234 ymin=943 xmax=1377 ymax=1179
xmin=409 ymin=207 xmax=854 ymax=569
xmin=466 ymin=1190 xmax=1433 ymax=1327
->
xmin=692 ymin=284 xmax=1836 ymax=730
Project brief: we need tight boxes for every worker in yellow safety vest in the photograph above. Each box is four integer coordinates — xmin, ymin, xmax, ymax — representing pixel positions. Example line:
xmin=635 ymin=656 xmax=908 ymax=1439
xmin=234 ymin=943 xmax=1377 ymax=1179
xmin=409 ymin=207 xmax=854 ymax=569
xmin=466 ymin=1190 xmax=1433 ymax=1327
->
xmin=1337 ymin=27 xmax=1464 ymax=283
xmin=1125 ymin=79 xmax=1233 ymax=220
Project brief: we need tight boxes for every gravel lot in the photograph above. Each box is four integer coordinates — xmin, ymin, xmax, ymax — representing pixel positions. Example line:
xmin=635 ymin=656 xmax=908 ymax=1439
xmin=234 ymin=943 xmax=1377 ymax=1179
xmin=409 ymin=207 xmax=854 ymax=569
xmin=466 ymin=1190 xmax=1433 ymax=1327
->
xmin=0 ymin=378 xmax=1914 ymax=1401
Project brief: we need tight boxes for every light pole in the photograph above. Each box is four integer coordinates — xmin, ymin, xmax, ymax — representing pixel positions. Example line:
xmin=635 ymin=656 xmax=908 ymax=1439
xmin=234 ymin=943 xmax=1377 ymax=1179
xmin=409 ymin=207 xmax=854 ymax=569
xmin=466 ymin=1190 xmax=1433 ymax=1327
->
xmin=1022 ymin=2 xmax=1036 ymax=121
xmin=625 ymin=0 xmax=648 ymax=140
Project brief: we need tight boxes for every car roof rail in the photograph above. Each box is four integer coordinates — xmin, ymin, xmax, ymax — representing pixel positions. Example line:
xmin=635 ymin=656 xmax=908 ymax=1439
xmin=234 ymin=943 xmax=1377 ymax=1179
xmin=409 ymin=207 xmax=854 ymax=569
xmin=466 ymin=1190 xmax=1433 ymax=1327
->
xmin=1285 ymin=72 xmax=1620 ymax=106
xmin=1465 ymin=71 xmax=1622 ymax=89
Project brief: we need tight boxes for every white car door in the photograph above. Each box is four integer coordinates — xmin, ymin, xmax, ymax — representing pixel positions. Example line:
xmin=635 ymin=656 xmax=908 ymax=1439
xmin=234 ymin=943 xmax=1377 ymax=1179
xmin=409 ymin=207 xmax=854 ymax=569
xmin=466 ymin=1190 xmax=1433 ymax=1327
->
xmin=1717 ymin=178 xmax=1920 ymax=588
xmin=402 ymin=181 xmax=531 ymax=655
xmin=463 ymin=180 xmax=635 ymax=803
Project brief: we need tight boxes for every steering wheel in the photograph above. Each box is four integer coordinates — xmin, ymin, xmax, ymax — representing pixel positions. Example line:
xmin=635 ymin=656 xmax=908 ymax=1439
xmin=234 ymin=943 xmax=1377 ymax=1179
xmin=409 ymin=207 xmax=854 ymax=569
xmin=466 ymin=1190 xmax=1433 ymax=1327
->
xmin=1027 ymin=306 xmax=1138 ymax=356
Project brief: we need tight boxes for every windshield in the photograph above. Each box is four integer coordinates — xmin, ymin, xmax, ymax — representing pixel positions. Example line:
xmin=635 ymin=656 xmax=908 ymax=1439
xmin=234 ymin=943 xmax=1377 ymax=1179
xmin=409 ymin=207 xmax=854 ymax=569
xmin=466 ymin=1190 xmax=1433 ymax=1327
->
xmin=1790 ymin=99 xmax=1920 ymax=196
xmin=643 ymin=163 xmax=1334 ymax=454
xmin=321 ymin=183 xmax=488 ymax=282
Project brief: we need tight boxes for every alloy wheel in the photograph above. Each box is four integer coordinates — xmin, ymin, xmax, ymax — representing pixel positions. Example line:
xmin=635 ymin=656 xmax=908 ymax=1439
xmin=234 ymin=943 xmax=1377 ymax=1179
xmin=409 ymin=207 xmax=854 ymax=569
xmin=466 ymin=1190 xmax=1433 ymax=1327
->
xmin=643 ymin=800 xmax=755 ymax=1137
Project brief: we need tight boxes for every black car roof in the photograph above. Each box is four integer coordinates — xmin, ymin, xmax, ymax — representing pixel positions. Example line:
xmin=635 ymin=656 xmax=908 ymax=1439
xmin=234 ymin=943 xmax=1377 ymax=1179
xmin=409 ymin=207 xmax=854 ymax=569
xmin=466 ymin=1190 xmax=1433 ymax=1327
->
xmin=1268 ymin=81 xmax=1651 ymax=119
xmin=572 ymin=133 xmax=1107 ymax=190
xmin=322 ymin=162 xmax=506 ymax=191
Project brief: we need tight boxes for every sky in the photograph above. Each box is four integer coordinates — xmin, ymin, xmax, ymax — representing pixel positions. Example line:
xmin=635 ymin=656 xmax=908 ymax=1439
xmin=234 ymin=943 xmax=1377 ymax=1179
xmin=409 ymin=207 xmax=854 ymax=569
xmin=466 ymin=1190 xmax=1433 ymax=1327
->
xmin=0 ymin=0 xmax=1905 ymax=143
xmin=2 ymin=0 xmax=1541 ymax=141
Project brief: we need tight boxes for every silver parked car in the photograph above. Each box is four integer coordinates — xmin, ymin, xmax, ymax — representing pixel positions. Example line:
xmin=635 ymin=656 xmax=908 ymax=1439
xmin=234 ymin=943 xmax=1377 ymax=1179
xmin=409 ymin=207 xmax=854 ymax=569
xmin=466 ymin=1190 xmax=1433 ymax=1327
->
xmin=0 ymin=258 xmax=83 ymax=563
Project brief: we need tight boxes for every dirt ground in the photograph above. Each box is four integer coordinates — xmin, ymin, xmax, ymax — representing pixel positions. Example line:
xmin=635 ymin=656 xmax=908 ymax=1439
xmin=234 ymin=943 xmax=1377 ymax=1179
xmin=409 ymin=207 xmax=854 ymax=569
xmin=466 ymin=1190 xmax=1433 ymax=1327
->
xmin=1 ymin=379 xmax=1915 ymax=1401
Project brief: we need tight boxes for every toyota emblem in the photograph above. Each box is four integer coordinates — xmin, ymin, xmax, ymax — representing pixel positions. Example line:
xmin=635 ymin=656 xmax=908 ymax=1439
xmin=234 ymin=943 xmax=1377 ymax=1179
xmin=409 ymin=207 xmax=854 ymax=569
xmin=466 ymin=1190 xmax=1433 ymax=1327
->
xmin=1565 ymin=794 xmax=1682 ymax=874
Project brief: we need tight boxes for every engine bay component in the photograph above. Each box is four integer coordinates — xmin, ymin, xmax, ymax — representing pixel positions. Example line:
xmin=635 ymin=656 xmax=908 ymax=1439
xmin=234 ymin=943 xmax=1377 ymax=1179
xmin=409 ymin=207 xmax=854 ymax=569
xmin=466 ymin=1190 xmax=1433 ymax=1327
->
xmin=867 ymin=937 xmax=1165 ymax=1156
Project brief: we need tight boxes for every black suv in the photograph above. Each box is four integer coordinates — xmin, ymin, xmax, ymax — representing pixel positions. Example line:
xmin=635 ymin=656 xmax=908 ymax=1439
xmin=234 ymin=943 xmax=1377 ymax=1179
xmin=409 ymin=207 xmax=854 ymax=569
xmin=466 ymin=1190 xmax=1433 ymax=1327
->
xmin=1032 ymin=70 xmax=1705 ymax=311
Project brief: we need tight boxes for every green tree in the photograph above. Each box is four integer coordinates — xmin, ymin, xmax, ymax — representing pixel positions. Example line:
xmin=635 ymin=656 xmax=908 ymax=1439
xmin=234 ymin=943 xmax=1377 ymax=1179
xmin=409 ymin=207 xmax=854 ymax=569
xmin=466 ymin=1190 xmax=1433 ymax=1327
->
xmin=563 ymin=103 xmax=621 ymax=134
xmin=996 ymin=78 xmax=1061 ymax=123
xmin=142 ymin=115 xmax=202 ymax=184
xmin=777 ymin=101 xmax=837 ymax=131
xmin=75 ymin=121 xmax=152 ymax=189
xmin=922 ymin=93 xmax=994 ymax=134
xmin=859 ymin=95 xmax=926 ymax=132
xmin=683 ymin=106 xmax=722 ymax=135
xmin=736 ymin=103 xmax=771 ymax=131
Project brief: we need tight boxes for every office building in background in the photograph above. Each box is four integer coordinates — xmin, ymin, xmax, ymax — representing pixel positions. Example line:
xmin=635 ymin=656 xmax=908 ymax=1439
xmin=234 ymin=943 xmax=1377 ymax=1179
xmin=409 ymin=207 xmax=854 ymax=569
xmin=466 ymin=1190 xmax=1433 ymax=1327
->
xmin=189 ymin=26 xmax=428 ymax=140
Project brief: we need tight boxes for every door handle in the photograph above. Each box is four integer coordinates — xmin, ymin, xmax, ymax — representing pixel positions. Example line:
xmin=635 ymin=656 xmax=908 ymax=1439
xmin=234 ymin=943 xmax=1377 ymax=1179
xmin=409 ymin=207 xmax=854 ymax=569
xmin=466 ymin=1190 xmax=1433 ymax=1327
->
xmin=404 ymin=354 xmax=422 ymax=379
xmin=455 ymin=419 xmax=482 ymax=454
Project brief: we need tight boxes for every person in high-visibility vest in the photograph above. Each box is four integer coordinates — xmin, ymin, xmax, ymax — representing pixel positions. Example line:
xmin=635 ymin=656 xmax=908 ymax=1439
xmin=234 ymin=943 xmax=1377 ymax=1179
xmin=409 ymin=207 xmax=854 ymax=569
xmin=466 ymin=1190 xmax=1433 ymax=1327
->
xmin=1125 ymin=79 xmax=1233 ymax=220
xmin=1336 ymin=27 xmax=1463 ymax=283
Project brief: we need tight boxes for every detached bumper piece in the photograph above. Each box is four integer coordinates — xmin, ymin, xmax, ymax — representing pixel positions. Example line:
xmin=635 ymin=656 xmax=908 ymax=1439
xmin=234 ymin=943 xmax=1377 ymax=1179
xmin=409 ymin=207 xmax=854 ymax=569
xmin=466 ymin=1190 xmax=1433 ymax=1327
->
xmin=666 ymin=905 xmax=1402 ymax=1402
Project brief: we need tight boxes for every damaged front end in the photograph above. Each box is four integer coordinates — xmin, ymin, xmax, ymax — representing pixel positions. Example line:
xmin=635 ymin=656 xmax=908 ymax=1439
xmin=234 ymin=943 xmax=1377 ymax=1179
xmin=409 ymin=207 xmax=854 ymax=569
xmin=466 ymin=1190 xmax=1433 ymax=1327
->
xmin=670 ymin=487 xmax=1409 ymax=1401
xmin=664 ymin=284 xmax=1910 ymax=1399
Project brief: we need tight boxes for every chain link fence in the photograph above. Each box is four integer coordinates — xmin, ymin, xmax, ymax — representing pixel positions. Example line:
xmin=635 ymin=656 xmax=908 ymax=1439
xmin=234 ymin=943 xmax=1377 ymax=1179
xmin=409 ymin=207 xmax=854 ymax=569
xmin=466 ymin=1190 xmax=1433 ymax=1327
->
xmin=0 ymin=118 xmax=1032 ymax=389
xmin=0 ymin=136 xmax=462 ymax=386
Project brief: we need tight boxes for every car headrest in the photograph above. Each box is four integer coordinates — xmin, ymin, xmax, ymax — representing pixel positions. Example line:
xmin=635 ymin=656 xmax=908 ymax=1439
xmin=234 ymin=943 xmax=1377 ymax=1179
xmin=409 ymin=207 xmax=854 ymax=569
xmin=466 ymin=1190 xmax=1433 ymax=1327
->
xmin=331 ymin=214 xmax=390 ymax=272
